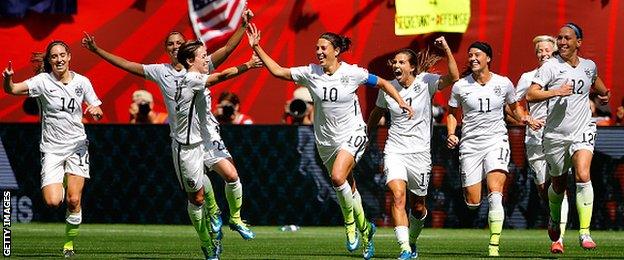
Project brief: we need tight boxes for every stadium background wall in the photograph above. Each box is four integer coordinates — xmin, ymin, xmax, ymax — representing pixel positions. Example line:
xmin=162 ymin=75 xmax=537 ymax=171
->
xmin=2 ymin=124 xmax=623 ymax=230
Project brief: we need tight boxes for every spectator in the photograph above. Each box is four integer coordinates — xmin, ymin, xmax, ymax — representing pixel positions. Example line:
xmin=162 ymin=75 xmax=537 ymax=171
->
xmin=282 ymin=86 xmax=314 ymax=125
xmin=215 ymin=91 xmax=253 ymax=124
xmin=616 ymin=98 xmax=624 ymax=125
xmin=589 ymin=96 xmax=611 ymax=126
xmin=129 ymin=89 xmax=167 ymax=124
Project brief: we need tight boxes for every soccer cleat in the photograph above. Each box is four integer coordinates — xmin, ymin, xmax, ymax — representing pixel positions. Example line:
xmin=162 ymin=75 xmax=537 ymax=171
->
xmin=550 ymin=239 xmax=564 ymax=254
xmin=362 ymin=222 xmax=376 ymax=260
xmin=579 ymin=234 xmax=596 ymax=250
xmin=547 ymin=218 xmax=561 ymax=242
xmin=62 ymin=248 xmax=75 ymax=258
xmin=397 ymin=250 xmax=413 ymax=260
xmin=345 ymin=225 xmax=360 ymax=252
xmin=201 ymin=245 xmax=219 ymax=260
xmin=228 ymin=220 xmax=255 ymax=240
xmin=488 ymin=244 xmax=499 ymax=257
xmin=410 ymin=243 xmax=419 ymax=259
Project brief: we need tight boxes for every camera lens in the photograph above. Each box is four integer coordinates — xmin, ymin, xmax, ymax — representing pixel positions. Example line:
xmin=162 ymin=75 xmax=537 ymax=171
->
xmin=138 ymin=103 xmax=151 ymax=115
xmin=288 ymin=99 xmax=307 ymax=118
xmin=222 ymin=104 xmax=235 ymax=117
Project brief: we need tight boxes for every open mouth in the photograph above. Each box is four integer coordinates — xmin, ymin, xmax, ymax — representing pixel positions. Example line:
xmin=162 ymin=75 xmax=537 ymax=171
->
xmin=393 ymin=69 xmax=402 ymax=77
xmin=317 ymin=54 xmax=326 ymax=63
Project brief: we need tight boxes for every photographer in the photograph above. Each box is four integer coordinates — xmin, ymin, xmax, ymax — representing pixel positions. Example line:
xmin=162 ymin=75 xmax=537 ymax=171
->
xmin=215 ymin=91 xmax=254 ymax=124
xmin=282 ymin=87 xmax=314 ymax=125
xmin=129 ymin=89 xmax=167 ymax=124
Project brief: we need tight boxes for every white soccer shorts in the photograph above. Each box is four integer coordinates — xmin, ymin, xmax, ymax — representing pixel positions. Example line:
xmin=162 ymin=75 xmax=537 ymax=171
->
xmin=40 ymin=141 xmax=90 ymax=188
xmin=384 ymin=152 xmax=431 ymax=196
xmin=317 ymin=128 xmax=368 ymax=174
xmin=172 ymin=142 xmax=205 ymax=193
xmin=459 ymin=140 xmax=510 ymax=187
xmin=543 ymin=123 xmax=596 ymax=177
xmin=203 ymin=135 xmax=232 ymax=170
xmin=526 ymin=144 xmax=548 ymax=185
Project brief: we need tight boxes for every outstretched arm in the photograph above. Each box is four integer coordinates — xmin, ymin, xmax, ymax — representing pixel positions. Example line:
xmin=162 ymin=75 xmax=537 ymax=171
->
xmin=247 ymin=23 xmax=293 ymax=81
xmin=210 ymin=9 xmax=253 ymax=68
xmin=3 ymin=61 xmax=29 ymax=95
xmin=434 ymin=36 xmax=459 ymax=90
xmin=508 ymin=101 xmax=543 ymax=130
xmin=526 ymin=82 xmax=572 ymax=102
xmin=205 ymin=53 xmax=262 ymax=87
xmin=376 ymin=77 xmax=414 ymax=119
xmin=81 ymin=32 xmax=145 ymax=77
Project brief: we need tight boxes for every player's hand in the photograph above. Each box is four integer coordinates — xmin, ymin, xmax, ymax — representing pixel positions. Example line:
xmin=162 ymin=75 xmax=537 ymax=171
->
xmin=3 ymin=61 xmax=13 ymax=78
xmin=434 ymin=36 xmax=450 ymax=51
xmin=85 ymin=105 xmax=103 ymax=121
xmin=246 ymin=23 xmax=260 ymax=47
xmin=446 ymin=134 xmax=459 ymax=149
xmin=554 ymin=80 xmax=573 ymax=97
xmin=242 ymin=9 xmax=254 ymax=26
xmin=399 ymin=102 xmax=414 ymax=119
xmin=597 ymin=90 xmax=610 ymax=105
xmin=81 ymin=32 xmax=98 ymax=52
xmin=247 ymin=53 xmax=264 ymax=69
xmin=523 ymin=115 xmax=544 ymax=131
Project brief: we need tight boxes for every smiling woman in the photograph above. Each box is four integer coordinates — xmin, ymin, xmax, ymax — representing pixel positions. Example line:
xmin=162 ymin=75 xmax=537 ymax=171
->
xmin=2 ymin=40 xmax=104 ymax=257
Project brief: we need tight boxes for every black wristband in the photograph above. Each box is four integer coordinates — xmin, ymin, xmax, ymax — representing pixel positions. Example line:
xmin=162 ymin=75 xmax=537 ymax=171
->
xmin=236 ymin=64 xmax=249 ymax=73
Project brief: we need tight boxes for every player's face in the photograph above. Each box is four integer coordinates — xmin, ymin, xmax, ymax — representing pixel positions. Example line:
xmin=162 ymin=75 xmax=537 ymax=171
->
xmin=190 ymin=46 xmax=210 ymax=74
xmin=390 ymin=53 xmax=415 ymax=84
xmin=48 ymin=44 xmax=71 ymax=76
xmin=467 ymin=48 xmax=489 ymax=73
xmin=535 ymin=41 xmax=555 ymax=64
xmin=556 ymin=27 xmax=581 ymax=59
xmin=166 ymin=34 xmax=185 ymax=63
xmin=316 ymin=38 xmax=338 ymax=68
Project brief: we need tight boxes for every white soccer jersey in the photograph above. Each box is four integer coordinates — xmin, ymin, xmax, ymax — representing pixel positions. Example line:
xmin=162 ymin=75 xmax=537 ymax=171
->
xmin=532 ymin=55 xmax=596 ymax=141
xmin=375 ymin=73 xmax=440 ymax=153
xmin=173 ymin=71 xmax=209 ymax=145
xmin=26 ymin=72 xmax=102 ymax=154
xmin=143 ymin=56 xmax=214 ymax=137
xmin=291 ymin=62 xmax=369 ymax=146
xmin=516 ymin=69 xmax=547 ymax=145
xmin=448 ymin=73 xmax=517 ymax=153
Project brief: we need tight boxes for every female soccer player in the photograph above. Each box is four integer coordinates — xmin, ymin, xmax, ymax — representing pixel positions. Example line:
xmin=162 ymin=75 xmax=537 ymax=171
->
xmin=527 ymin=23 xmax=610 ymax=252
xmin=81 ymin=9 xmax=257 ymax=258
xmin=446 ymin=41 xmax=541 ymax=257
xmin=3 ymin=41 xmax=103 ymax=258
xmin=246 ymin=24 xmax=413 ymax=260
xmin=515 ymin=35 xmax=571 ymax=253
xmin=367 ymin=37 xmax=458 ymax=259
xmin=173 ymin=40 xmax=260 ymax=259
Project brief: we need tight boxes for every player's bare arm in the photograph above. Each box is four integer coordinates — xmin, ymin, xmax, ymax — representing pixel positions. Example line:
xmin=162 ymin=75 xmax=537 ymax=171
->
xmin=81 ymin=32 xmax=146 ymax=77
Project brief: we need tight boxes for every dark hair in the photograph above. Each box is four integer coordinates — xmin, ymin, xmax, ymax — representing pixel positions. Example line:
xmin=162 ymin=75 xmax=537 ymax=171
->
xmin=165 ymin=31 xmax=186 ymax=46
xmin=177 ymin=40 xmax=204 ymax=70
xmin=41 ymin=40 xmax=70 ymax=73
xmin=218 ymin=91 xmax=240 ymax=105
xmin=389 ymin=47 xmax=441 ymax=76
xmin=319 ymin=32 xmax=351 ymax=55
xmin=564 ymin=22 xmax=583 ymax=39
xmin=462 ymin=41 xmax=493 ymax=77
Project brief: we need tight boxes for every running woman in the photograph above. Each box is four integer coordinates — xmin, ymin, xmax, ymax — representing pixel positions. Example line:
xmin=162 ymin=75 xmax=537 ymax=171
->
xmin=247 ymin=24 xmax=413 ymax=259
xmin=367 ymin=36 xmax=458 ymax=259
xmin=3 ymin=41 xmax=104 ymax=258
xmin=446 ymin=41 xmax=541 ymax=257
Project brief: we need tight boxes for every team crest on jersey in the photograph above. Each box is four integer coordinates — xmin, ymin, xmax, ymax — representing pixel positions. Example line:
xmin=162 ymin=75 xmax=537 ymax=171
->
xmin=75 ymin=86 xmax=84 ymax=96
xmin=340 ymin=75 xmax=349 ymax=86
xmin=493 ymin=85 xmax=502 ymax=96
xmin=413 ymin=84 xmax=421 ymax=93
xmin=584 ymin=68 xmax=593 ymax=80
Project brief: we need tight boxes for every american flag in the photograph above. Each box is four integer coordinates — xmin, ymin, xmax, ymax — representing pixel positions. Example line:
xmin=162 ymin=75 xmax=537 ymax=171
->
xmin=188 ymin=0 xmax=247 ymax=51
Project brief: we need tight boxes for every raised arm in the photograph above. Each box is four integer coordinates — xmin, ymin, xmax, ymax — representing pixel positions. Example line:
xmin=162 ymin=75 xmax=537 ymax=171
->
xmin=247 ymin=23 xmax=293 ymax=81
xmin=434 ymin=36 xmax=459 ymax=89
xmin=446 ymin=106 xmax=460 ymax=149
xmin=3 ymin=61 xmax=29 ymax=95
xmin=210 ymin=9 xmax=253 ymax=68
xmin=81 ymin=32 xmax=145 ymax=77
xmin=526 ymin=82 xmax=572 ymax=102
xmin=376 ymin=77 xmax=414 ymax=119
xmin=205 ymin=53 xmax=262 ymax=87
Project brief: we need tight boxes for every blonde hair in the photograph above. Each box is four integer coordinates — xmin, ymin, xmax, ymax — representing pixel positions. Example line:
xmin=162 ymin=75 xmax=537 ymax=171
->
xmin=532 ymin=35 xmax=557 ymax=53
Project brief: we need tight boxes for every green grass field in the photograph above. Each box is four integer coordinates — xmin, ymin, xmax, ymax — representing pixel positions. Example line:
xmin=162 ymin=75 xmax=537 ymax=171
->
xmin=8 ymin=223 xmax=624 ymax=259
